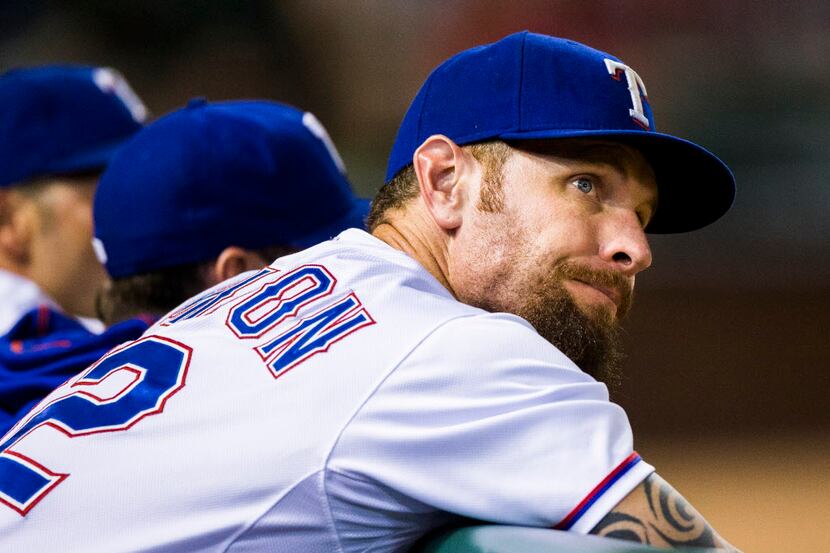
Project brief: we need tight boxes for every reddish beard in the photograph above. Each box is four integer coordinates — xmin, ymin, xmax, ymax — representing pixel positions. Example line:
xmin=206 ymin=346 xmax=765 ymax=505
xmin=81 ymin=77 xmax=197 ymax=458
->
xmin=514 ymin=261 xmax=633 ymax=390
xmin=555 ymin=261 xmax=633 ymax=320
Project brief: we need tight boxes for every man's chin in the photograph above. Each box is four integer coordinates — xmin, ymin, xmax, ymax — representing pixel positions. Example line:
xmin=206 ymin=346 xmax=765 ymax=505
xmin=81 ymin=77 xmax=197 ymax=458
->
xmin=574 ymin=299 xmax=619 ymax=327
xmin=520 ymin=288 xmax=625 ymax=391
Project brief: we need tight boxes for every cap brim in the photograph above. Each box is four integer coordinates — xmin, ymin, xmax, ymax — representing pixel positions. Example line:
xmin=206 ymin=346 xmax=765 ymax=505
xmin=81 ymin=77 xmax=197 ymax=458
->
xmin=499 ymin=129 xmax=736 ymax=234
xmin=291 ymin=197 xmax=371 ymax=248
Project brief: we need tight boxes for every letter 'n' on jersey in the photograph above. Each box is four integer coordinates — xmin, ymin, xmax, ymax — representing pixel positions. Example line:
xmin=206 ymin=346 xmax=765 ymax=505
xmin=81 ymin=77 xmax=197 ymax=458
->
xmin=254 ymin=293 xmax=374 ymax=379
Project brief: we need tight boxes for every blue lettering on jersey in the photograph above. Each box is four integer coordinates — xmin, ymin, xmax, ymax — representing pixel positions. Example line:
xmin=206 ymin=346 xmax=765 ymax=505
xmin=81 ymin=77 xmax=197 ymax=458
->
xmin=227 ymin=265 xmax=336 ymax=339
xmin=164 ymin=268 xmax=273 ymax=325
xmin=0 ymin=336 xmax=191 ymax=515
xmin=226 ymin=265 xmax=376 ymax=378
xmin=255 ymin=293 xmax=374 ymax=378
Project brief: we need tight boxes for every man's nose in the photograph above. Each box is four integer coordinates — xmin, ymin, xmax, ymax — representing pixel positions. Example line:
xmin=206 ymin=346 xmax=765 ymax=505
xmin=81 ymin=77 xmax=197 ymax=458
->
xmin=599 ymin=208 xmax=653 ymax=276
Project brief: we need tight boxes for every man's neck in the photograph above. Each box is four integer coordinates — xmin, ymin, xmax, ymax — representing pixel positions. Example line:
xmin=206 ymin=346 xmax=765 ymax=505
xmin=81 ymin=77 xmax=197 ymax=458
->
xmin=371 ymin=209 xmax=454 ymax=297
xmin=0 ymin=252 xmax=28 ymax=279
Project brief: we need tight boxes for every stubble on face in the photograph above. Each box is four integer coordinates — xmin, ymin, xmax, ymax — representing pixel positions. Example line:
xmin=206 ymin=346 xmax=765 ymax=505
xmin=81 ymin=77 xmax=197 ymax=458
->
xmin=459 ymin=216 xmax=632 ymax=388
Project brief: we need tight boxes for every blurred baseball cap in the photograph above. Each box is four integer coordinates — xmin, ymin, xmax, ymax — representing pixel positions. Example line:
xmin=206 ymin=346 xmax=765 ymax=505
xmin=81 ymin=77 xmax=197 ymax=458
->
xmin=386 ymin=31 xmax=736 ymax=234
xmin=93 ymin=99 xmax=369 ymax=278
xmin=0 ymin=65 xmax=147 ymax=188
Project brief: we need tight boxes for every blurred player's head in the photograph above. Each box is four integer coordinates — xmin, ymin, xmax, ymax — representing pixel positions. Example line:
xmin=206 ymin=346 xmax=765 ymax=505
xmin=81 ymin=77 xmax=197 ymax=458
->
xmin=371 ymin=32 xmax=735 ymax=382
xmin=93 ymin=99 xmax=368 ymax=325
xmin=0 ymin=65 xmax=146 ymax=318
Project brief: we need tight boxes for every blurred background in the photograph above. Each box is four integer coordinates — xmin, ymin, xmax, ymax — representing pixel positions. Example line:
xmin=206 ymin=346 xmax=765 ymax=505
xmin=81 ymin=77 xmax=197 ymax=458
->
xmin=1 ymin=1 xmax=827 ymax=550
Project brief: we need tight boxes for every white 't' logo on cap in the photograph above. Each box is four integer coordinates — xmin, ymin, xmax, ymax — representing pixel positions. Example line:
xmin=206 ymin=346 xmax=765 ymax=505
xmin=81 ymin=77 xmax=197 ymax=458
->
xmin=604 ymin=59 xmax=650 ymax=130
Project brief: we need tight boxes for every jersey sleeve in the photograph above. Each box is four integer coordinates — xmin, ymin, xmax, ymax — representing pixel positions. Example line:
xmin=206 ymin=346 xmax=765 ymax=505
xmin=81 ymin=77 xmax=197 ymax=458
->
xmin=327 ymin=313 xmax=654 ymax=535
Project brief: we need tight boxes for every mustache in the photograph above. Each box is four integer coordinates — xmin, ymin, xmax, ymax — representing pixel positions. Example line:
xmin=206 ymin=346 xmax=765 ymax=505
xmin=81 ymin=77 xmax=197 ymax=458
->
xmin=553 ymin=261 xmax=633 ymax=317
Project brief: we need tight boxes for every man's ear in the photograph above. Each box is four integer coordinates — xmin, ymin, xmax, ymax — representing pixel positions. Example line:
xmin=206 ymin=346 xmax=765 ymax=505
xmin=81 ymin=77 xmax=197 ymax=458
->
xmin=412 ymin=135 xmax=477 ymax=231
xmin=210 ymin=246 xmax=269 ymax=284
xmin=0 ymin=190 xmax=33 ymax=266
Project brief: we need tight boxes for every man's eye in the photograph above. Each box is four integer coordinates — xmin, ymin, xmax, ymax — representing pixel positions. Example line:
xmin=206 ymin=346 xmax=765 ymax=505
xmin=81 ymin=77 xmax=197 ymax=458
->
xmin=573 ymin=177 xmax=593 ymax=194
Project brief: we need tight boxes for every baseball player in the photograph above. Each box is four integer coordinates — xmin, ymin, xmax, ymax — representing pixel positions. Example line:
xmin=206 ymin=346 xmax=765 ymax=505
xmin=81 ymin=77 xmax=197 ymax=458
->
xmin=0 ymin=33 xmax=740 ymax=552
xmin=92 ymin=98 xmax=368 ymax=325
xmin=0 ymin=65 xmax=149 ymax=435
xmin=1 ymin=98 xmax=367 ymax=436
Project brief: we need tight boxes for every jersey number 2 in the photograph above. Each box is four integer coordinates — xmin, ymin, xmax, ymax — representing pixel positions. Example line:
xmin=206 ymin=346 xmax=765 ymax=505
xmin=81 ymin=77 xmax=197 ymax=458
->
xmin=0 ymin=336 xmax=191 ymax=515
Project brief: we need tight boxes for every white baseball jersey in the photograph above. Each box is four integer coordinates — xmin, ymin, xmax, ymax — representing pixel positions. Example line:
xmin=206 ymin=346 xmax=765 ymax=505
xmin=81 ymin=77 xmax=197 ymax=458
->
xmin=0 ymin=229 xmax=653 ymax=552
xmin=0 ymin=270 xmax=56 ymax=336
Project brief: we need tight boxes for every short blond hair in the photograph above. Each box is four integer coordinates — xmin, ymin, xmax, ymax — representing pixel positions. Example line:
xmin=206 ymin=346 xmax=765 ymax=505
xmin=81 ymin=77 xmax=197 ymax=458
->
xmin=366 ymin=140 xmax=511 ymax=231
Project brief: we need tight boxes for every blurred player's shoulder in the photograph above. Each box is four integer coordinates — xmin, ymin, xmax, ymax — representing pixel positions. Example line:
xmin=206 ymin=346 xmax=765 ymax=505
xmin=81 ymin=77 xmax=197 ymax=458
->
xmin=0 ymin=306 xmax=149 ymax=435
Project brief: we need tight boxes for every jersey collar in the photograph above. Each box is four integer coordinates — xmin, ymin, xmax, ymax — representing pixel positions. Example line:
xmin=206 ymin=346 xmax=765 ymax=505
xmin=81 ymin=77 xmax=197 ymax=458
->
xmin=0 ymin=269 xmax=56 ymax=336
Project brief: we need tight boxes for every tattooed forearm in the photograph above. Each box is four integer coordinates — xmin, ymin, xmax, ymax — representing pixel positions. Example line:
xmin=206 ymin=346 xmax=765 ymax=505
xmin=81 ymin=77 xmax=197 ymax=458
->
xmin=590 ymin=512 xmax=649 ymax=543
xmin=590 ymin=473 xmax=741 ymax=552
xmin=643 ymin=475 xmax=717 ymax=546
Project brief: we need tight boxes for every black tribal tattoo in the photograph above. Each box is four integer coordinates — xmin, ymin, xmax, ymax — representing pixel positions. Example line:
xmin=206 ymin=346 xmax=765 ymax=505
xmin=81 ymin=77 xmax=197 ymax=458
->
xmin=589 ymin=474 xmax=740 ymax=552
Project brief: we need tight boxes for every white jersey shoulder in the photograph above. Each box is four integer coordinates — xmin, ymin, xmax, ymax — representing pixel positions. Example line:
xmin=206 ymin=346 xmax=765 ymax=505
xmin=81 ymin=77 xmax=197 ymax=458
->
xmin=0 ymin=229 xmax=652 ymax=552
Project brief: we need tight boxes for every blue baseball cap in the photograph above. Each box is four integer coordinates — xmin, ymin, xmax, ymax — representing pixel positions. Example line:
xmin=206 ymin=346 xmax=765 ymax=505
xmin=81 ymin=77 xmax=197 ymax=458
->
xmin=93 ymin=99 xmax=369 ymax=278
xmin=387 ymin=31 xmax=736 ymax=234
xmin=0 ymin=65 xmax=147 ymax=188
